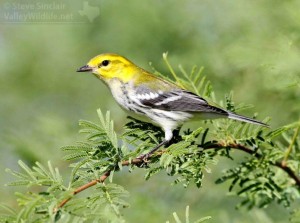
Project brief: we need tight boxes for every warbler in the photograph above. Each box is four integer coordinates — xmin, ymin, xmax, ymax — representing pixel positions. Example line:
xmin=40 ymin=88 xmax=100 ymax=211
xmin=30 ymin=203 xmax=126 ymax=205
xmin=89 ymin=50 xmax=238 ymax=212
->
xmin=77 ymin=53 xmax=268 ymax=159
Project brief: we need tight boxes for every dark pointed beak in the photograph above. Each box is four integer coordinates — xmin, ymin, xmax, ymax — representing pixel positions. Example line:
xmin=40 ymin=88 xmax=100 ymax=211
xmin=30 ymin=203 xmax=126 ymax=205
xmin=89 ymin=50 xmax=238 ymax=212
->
xmin=77 ymin=65 xmax=93 ymax=72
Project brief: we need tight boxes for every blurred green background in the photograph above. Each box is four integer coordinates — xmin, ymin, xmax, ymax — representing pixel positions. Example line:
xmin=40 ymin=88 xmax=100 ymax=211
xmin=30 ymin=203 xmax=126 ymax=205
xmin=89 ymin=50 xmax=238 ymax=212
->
xmin=0 ymin=0 xmax=299 ymax=222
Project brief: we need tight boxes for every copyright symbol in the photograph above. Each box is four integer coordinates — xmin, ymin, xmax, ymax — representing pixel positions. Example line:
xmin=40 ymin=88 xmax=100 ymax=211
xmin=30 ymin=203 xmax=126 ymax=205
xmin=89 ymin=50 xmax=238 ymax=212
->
xmin=3 ymin=2 xmax=10 ymax=10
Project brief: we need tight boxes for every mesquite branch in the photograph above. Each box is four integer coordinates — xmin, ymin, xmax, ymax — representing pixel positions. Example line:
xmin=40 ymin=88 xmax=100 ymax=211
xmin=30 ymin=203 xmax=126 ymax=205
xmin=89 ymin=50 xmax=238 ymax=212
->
xmin=54 ymin=142 xmax=300 ymax=212
xmin=54 ymin=158 xmax=144 ymax=212
xmin=203 ymin=143 xmax=300 ymax=186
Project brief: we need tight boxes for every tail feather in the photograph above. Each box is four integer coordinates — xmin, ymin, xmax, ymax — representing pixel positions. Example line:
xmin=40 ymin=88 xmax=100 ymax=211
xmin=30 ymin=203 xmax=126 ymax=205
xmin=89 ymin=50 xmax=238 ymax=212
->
xmin=228 ymin=112 xmax=269 ymax=127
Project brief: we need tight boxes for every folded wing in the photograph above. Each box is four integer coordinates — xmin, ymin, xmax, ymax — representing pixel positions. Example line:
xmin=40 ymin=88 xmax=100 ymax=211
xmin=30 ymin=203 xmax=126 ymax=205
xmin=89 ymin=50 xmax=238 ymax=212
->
xmin=134 ymin=85 xmax=228 ymax=115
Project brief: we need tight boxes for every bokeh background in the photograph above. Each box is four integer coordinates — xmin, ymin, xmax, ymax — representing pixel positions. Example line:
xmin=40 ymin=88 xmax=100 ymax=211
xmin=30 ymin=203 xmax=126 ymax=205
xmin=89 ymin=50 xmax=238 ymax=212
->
xmin=1 ymin=0 xmax=299 ymax=222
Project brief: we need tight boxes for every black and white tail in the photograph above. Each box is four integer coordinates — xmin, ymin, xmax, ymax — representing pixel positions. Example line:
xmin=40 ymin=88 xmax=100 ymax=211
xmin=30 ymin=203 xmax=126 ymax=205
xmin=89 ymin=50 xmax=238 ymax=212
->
xmin=228 ymin=112 xmax=269 ymax=127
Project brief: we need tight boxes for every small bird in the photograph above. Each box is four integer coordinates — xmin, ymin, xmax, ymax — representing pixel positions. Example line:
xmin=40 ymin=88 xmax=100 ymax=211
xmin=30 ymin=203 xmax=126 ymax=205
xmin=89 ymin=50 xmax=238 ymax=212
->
xmin=77 ymin=53 xmax=268 ymax=159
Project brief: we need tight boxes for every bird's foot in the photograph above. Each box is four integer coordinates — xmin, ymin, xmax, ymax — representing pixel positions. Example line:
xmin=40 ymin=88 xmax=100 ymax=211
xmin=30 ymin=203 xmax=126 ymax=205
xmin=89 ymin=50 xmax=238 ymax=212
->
xmin=137 ymin=153 xmax=151 ymax=162
xmin=136 ymin=140 xmax=169 ymax=166
xmin=135 ymin=153 xmax=151 ymax=168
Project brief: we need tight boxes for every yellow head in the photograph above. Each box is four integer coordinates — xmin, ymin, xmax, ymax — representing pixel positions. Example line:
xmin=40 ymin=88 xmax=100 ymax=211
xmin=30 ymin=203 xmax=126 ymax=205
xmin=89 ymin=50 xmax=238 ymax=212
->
xmin=77 ymin=53 xmax=140 ymax=82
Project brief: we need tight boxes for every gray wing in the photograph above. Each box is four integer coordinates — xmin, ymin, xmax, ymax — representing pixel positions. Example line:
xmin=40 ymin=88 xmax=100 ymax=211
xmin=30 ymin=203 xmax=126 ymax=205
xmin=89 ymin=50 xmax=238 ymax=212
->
xmin=134 ymin=85 xmax=228 ymax=115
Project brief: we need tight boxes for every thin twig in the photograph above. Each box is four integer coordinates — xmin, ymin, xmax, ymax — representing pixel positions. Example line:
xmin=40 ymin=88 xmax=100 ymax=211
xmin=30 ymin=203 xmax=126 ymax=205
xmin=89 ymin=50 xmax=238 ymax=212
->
xmin=54 ymin=158 xmax=143 ymax=212
xmin=54 ymin=143 xmax=300 ymax=212
xmin=201 ymin=142 xmax=300 ymax=186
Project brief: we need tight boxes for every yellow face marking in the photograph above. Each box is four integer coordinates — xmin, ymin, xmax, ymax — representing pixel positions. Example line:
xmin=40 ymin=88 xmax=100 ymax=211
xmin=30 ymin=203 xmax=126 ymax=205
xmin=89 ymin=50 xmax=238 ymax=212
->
xmin=87 ymin=53 xmax=139 ymax=82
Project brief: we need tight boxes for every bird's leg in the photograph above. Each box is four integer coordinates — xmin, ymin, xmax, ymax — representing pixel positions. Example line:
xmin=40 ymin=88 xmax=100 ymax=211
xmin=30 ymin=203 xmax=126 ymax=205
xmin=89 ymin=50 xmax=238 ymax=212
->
xmin=137 ymin=128 xmax=180 ymax=161
xmin=170 ymin=128 xmax=182 ymax=143
xmin=137 ymin=139 xmax=170 ymax=161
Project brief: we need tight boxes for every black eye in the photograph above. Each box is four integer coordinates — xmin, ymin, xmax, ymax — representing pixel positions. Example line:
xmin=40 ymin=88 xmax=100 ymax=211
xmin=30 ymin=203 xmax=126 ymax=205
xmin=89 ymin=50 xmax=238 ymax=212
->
xmin=101 ymin=60 xmax=110 ymax=66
